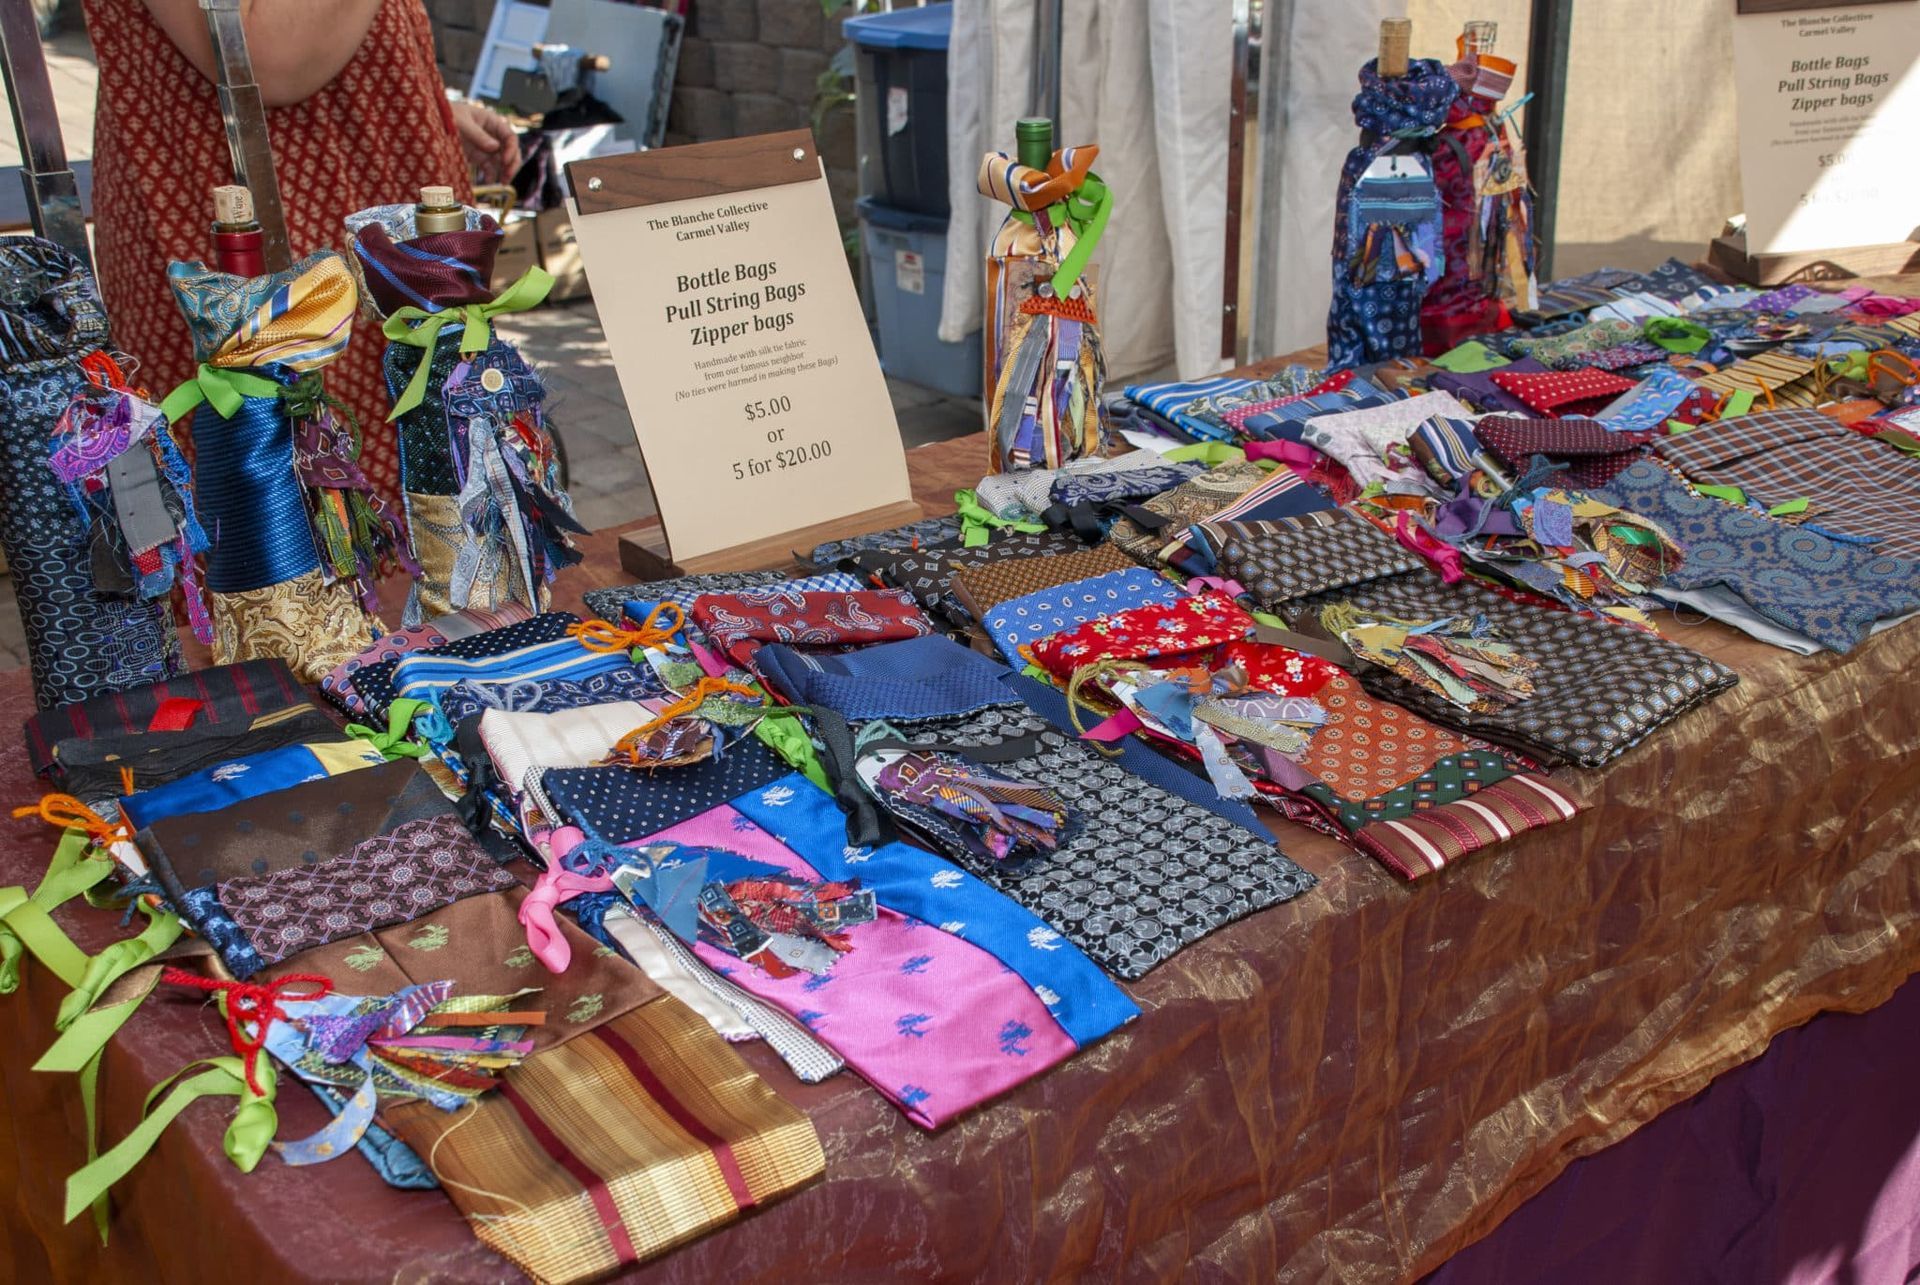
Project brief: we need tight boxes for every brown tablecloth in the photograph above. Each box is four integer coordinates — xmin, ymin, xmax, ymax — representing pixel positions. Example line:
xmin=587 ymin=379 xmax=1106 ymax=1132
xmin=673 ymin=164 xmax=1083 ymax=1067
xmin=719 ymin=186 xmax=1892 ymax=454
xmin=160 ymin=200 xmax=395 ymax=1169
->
xmin=2 ymin=421 xmax=1918 ymax=1283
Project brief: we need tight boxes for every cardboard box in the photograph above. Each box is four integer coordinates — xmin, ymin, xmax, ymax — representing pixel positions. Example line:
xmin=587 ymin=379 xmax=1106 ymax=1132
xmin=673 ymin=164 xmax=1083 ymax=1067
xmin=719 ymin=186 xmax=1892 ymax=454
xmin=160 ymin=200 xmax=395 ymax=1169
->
xmin=491 ymin=212 xmax=539 ymax=293
xmin=536 ymin=207 xmax=591 ymax=304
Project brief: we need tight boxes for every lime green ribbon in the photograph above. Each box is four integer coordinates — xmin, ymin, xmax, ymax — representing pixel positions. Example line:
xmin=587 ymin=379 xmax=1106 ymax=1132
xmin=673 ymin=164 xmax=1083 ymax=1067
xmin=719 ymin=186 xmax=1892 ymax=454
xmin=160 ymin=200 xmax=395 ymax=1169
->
xmin=52 ymin=901 xmax=181 ymax=1036
xmin=955 ymin=488 xmax=1046 ymax=549
xmin=1696 ymin=483 xmax=1748 ymax=506
xmin=381 ymin=266 xmax=555 ymax=420
xmin=1721 ymin=389 xmax=1758 ymax=418
xmin=346 ymin=698 xmax=431 ymax=760
xmin=1825 ymin=350 xmax=1871 ymax=382
xmin=7 ymin=860 xmax=183 ymax=1243
xmin=751 ymin=707 xmax=831 ymax=793
xmin=40 ymin=962 xmax=165 ymax=1242
xmin=65 ymin=1054 xmax=276 ymax=1227
xmin=158 ymin=364 xmax=285 ymax=424
xmin=1049 ymin=173 xmax=1111 ymax=298
xmin=1688 ymin=489 xmax=1813 ymax=523
xmin=1164 ymin=442 xmax=1245 ymax=467
xmin=1642 ymin=317 xmax=1709 ymax=354
xmin=0 ymin=829 xmax=113 ymax=993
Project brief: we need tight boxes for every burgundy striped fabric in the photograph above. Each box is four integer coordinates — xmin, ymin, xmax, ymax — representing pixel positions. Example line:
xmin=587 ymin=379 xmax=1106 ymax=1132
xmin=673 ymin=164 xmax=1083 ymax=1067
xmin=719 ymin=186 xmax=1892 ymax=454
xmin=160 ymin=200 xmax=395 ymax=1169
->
xmin=350 ymin=220 xmax=502 ymax=316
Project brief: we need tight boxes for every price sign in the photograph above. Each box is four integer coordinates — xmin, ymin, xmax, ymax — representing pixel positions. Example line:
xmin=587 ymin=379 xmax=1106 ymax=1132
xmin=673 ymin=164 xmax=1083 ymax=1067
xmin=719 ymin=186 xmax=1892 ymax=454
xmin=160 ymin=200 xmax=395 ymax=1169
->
xmin=566 ymin=131 xmax=917 ymax=565
xmin=1733 ymin=2 xmax=1920 ymax=254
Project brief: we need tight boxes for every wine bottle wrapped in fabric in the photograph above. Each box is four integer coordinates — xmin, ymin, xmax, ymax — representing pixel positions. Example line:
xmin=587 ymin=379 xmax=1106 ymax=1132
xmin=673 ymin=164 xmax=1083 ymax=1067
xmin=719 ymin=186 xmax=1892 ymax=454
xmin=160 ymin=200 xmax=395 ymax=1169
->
xmin=163 ymin=251 xmax=396 ymax=681
xmin=978 ymin=140 xmax=1113 ymax=475
xmin=345 ymin=201 xmax=585 ymax=627
xmin=1418 ymin=34 xmax=1535 ymax=354
xmin=0 ymin=238 xmax=184 ymax=709
xmin=1325 ymin=58 xmax=1459 ymax=370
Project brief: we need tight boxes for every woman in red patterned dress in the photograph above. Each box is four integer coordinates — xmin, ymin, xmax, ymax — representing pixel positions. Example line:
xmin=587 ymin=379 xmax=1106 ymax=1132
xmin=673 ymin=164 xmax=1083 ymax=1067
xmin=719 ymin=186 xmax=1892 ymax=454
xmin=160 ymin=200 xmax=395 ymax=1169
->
xmin=81 ymin=0 xmax=521 ymax=502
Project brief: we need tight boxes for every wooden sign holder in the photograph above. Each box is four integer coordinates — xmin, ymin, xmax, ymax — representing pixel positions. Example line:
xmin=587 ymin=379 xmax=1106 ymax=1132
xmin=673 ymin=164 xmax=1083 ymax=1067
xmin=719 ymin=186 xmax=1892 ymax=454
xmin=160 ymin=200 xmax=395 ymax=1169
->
xmin=1709 ymin=226 xmax=1920 ymax=286
xmin=565 ymin=130 xmax=922 ymax=580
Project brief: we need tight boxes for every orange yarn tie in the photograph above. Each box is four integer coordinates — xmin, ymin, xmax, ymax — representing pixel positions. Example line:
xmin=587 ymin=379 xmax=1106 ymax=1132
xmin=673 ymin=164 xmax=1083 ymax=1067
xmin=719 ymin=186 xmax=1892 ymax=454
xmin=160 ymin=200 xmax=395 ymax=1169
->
xmin=569 ymin=602 xmax=686 ymax=654
xmin=12 ymin=794 xmax=127 ymax=849
xmin=606 ymin=678 xmax=762 ymax=765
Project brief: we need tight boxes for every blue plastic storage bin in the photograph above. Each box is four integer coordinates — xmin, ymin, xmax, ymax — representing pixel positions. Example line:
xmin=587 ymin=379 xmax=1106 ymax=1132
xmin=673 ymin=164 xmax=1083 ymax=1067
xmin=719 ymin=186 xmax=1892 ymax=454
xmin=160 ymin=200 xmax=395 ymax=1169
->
xmin=858 ymin=197 xmax=981 ymax=398
xmin=843 ymin=3 xmax=953 ymax=217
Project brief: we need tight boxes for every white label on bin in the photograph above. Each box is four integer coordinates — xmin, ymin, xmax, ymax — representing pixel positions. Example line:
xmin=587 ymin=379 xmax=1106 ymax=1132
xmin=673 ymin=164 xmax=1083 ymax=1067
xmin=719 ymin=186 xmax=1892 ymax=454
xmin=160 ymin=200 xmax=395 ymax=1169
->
xmin=895 ymin=249 xmax=925 ymax=295
xmin=887 ymin=86 xmax=910 ymax=135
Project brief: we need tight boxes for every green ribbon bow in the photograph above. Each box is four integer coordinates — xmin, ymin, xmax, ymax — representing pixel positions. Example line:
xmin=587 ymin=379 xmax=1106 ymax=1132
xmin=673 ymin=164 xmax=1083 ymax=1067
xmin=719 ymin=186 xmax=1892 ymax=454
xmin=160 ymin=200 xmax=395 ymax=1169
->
xmin=1049 ymin=173 xmax=1111 ymax=298
xmin=158 ymin=364 xmax=285 ymax=424
xmin=1164 ymin=442 xmax=1246 ymax=467
xmin=954 ymin=488 xmax=1047 ymax=549
xmin=750 ymin=706 xmax=832 ymax=793
xmin=1696 ymin=483 xmax=1749 ymax=506
xmin=1642 ymin=317 xmax=1710 ymax=355
xmin=381 ymin=266 xmax=555 ymax=420
xmin=0 ymin=828 xmax=118 ymax=993
xmin=346 ymin=698 xmax=431 ymax=760
xmin=65 ymin=1054 xmax=277 ymax=1228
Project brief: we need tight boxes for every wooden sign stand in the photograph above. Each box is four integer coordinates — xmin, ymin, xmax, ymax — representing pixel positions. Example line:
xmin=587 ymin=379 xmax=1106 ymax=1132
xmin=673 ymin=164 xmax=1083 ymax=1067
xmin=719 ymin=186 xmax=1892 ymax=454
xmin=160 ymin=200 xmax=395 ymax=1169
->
xmin=565 ymin=130 xmax=923 ymax=580
xmin=1709 ymin=226 xmax=1920 ymax=287
xmin=612 ymin=499 xmax=928 ymax=579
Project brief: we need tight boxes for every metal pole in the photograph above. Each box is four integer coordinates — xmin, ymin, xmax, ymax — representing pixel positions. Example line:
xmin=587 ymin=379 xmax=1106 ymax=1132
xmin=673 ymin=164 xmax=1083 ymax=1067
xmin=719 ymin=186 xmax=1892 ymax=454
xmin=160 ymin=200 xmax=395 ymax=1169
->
xmin=200 ymin=0 xmax=292 ymax=271
xmin=1523 ymin=0 xmax=1573 ymax=282
xmin=1221 ymin=0 xmax=1253 ymax=365
xmin=1249 ymin=0 xmax=1295 ymax=360
xmin=0 ymin=0 xmax=89 ymax=264
xmin=1030 ymin=0 xmax=1061 ymax=124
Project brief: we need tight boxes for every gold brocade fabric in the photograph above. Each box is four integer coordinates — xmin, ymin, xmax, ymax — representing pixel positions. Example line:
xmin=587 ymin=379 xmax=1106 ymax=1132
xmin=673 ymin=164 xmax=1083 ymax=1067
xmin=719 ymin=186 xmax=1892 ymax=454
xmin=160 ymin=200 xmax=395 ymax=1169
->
xmin=385 ymin=996 xmax=825 ymax=1284
xmin=209 ymin=569 xmax=378 ymax=683
xmin=407 ymin=490 xmax=549 ymax=621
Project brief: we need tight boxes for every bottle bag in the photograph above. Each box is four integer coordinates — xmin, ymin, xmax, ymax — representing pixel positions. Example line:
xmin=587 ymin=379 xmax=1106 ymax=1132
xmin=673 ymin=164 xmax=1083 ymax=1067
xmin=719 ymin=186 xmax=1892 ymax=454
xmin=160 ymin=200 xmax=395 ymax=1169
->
xmin=1420 ymin=42 xmax=1535 ymax=353
xmin=1325 ymin=58 xmax=1460 ymax=370
xmin=0 ymin=238 xmax=184 ymax=708
xmin=346 ymin=203 xmax=584 ymax=627
xmin=978 ymin=145 xmax=1113 ymax=475
xmin=162 ymin=252 xmax=395 ymax=681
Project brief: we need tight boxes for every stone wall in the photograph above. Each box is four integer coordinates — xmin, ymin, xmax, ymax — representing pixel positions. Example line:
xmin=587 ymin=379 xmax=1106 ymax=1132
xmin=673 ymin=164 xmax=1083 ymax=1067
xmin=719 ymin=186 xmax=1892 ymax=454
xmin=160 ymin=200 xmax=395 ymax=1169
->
xmin=427 ymin=0 xmax=860 ymax=226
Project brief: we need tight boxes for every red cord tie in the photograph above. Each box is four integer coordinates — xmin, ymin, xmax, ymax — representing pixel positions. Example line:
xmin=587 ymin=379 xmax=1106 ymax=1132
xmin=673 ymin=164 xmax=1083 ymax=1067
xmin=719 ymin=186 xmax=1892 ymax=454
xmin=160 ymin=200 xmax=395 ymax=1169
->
xmin=160 ymin=968 xmax=333 ymax=1095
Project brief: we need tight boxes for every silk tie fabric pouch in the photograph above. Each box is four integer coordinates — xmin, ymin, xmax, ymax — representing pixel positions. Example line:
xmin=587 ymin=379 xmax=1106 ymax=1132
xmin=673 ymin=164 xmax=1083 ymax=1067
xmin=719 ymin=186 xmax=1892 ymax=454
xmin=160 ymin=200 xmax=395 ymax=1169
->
xmin=1204 ymin=510 xmax=1426 ymax=611
xmin=1326 ymin=59 xmax=1459 ymax=368
xmin=979 ymin=146 xmax=1113 ymax=474
xmin=382 ymin=996 xmax=825 ymax=1285
xmin=1285 ymin=569 xmax=1738 ymax=768
xmin=1420 ymin=41 xmax=1533 ymax=352
xmin=0 ymin=238 xmax=184 ymax=708
xmin=25 ymin=657 xmax=309 ymax=781
xmin=163 ymin=251 xmax=400 ymax=680
xmin=346 ymin=202 xmax=585 ymax=625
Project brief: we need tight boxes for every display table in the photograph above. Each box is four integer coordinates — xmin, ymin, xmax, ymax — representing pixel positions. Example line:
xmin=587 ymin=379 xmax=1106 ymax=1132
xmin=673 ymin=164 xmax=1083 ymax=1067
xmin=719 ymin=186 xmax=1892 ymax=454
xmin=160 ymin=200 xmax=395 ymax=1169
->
xmin=2 ymin=367 xmax=1917 ymax=1283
